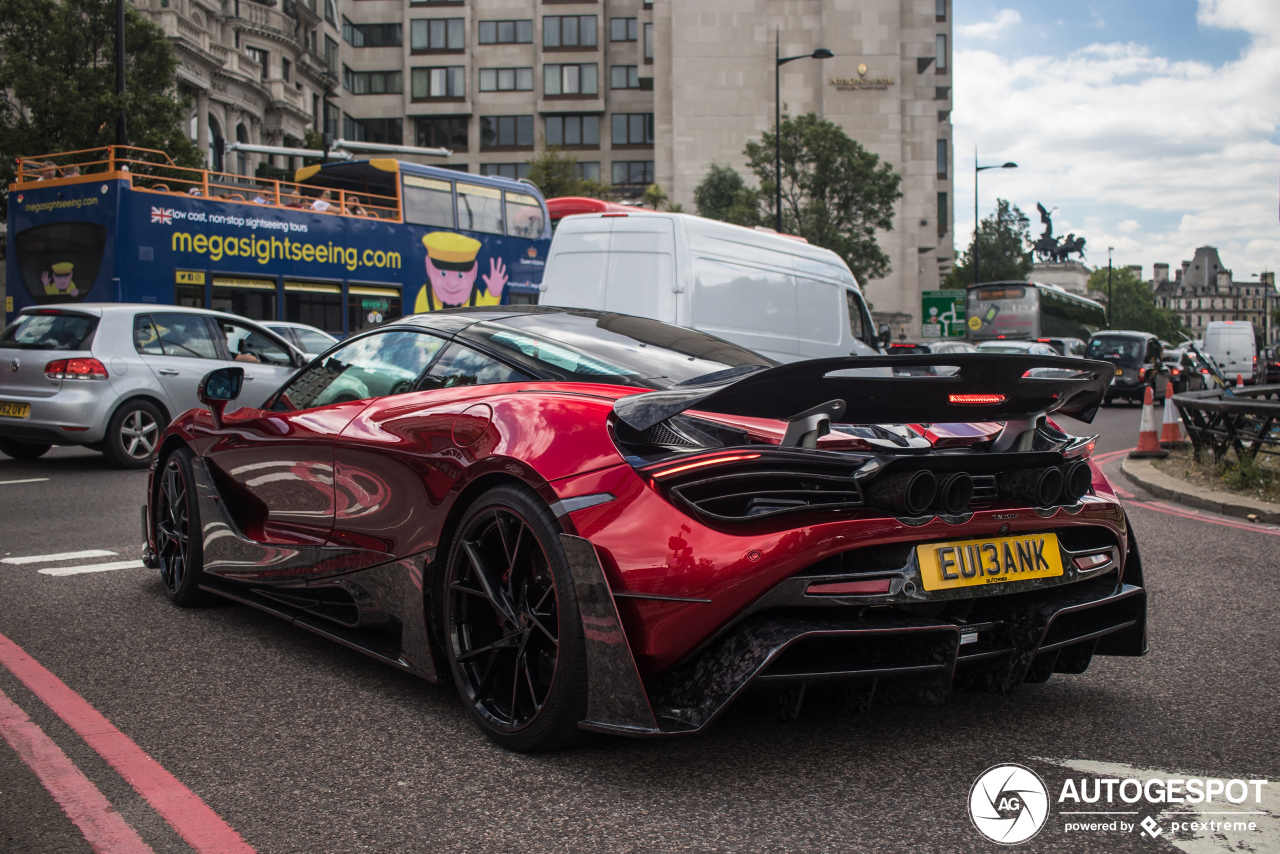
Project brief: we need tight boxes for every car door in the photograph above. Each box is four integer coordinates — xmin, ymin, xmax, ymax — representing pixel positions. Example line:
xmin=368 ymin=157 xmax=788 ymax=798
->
xmin=133 ymin=312 xmax=224 ymax=416
xmin=211 ymin=318 xmax=302 ymax=410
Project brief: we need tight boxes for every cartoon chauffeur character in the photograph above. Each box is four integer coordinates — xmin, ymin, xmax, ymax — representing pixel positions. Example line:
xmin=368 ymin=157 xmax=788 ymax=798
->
xmin=414 ymin=232 xmax=507 ymax=312
xmin=41 ymin=262 xmax=78 ymax=297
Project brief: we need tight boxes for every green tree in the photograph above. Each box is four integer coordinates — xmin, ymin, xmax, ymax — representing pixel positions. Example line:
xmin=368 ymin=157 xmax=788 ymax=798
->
xmin=641 ymin=182 xmax=669 ymax=210
xmin=0 ymin=0 xmax=202 ymax=220
xmin=743 ymin=112 xmax=903 ymax=282
xmin=524 ymin=146 xmax=614 ymax=200
xmin=1087 ymin=265 xmax=1187 ymax=340
xmin=944 ymin=199 xmax=1033 ymax=288
xmin=692 ymin=163 xmax=761 ymax=227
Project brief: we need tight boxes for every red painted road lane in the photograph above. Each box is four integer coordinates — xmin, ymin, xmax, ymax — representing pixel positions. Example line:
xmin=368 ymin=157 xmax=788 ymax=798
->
xmin=0 ymin=630 xmax=255 ymax=854
xmin=0 ymin=687 xmax=154 ymax=854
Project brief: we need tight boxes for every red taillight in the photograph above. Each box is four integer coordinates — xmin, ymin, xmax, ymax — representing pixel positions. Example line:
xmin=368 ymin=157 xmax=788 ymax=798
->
xmin=34 ymin=309 xmax=62 ymax=315
xmin=1171 ymin=367 xmax=1181 ymax=376
xmin=806 ymin=579 xmax=892 ymax=596
xmin=948 ymin=394 xmax=1007 ymax=404
xmin=649 ymin=453 xmax=761 ymax=479
xmin=45 ymin=358 xmax=108 ymax=380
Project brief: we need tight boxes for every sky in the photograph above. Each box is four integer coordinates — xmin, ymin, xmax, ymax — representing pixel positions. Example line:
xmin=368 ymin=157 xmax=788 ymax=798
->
xmin=952 ymin=0 xmax=1280 ymax=283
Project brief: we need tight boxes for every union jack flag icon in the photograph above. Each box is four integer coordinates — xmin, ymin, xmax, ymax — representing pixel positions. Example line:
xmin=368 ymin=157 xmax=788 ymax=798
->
xmin=151 ymin=207 xmax=173 ymax=224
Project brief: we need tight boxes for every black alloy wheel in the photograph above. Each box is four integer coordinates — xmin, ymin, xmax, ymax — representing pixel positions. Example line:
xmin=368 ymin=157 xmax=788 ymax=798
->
xmin=154 ymin=447 xmax=212 ymax=606
xmin=444 ymin=484 xmax=587 ymax=751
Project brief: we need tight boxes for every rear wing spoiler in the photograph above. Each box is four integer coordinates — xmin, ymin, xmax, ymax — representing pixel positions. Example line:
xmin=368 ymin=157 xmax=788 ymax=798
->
xmin=614 ymin=354 xmax=1113 ymax=431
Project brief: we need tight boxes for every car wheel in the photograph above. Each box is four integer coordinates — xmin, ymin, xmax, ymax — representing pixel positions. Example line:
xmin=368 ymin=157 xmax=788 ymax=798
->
xmin=442 ymin=484 xmax=587 ymax=752
xmin=154 ymin=447 xmax=213 ymax=607
xmin=104 ymin=399 xmax=163 ymax=469
xmin=0 ymin=438 xmax=52 ymax=460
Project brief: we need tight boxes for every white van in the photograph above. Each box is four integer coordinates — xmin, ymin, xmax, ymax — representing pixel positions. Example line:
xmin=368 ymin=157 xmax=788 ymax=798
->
xmin=539 ymin=212 xmax=887 ymax=362
xmin=1202 ymin=321 xmax=1256 ymax=383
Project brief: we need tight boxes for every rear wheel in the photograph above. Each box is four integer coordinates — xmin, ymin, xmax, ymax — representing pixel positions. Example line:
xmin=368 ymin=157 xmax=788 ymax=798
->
xmin=104 ymin=399 xmax=164 ymax=469
xmin=442 ymin=484 xmax=587 ymax=752
xmin=154 ymin=447 xmax=213 ymax=606
xmin=0 ymin=438 xmax=51 ymax=460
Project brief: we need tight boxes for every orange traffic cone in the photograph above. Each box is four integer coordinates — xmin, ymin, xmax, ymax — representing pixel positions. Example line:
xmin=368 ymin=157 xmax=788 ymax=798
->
xmin=1237 ymin=373 xmax=1244 ymax=388
xmin=1159 ymin=381 xmax=1188 ymax=449
xmin=1129 ymin=385 xmax=1169 ymax=459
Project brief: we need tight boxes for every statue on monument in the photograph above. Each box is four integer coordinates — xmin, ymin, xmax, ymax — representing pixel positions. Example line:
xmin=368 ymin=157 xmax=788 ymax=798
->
xmin=1031 ymin=202 xmax=1086 ymax=264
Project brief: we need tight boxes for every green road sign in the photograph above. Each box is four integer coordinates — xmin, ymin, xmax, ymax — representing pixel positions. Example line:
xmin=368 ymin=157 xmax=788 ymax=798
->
xmin=921 ymin=289 xmax=966 ymax=339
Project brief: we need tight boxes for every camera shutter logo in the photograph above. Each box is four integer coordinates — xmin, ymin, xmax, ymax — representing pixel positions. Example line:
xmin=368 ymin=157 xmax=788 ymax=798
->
xmin=969 ymin=764 xmax=1050 ymax=844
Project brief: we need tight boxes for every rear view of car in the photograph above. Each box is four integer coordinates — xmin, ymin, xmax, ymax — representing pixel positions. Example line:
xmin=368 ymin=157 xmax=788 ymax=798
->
xmin=1086 ymin=331 xmax=1167 ymax=404
xmin=1203 ymin=321 xmax=1256 ymax=384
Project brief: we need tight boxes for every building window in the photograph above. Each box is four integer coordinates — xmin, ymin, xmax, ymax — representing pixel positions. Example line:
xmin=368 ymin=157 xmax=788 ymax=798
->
xmin=282 ymin=58 xmax=291 ymax=82
xmin=412 ymin=66 xmax=465 ymax=99
xmin=611 ymin=112 xmax=653 ymax=146
xmin=343 ymin=67 xmax=403 ymax=94
xmin=479 ymin=67 xmax=533 ymax=92
xmin=611 ymin=65 xmax=639 ymax=89
xmin=481 ymin=163 xmax=530 ymax=180
xmin=610 ymin=17 xmax=637 ymax=41
xmin=478 ymin=20 xmax=533 ymax=44
xmin=543 ymin=15 xmax=597 ymax=49
xmin=324 ymin=35 xmax=339 ymax=73
xmin=324 ymin=0 xmax=336 ymax=25
xmin=935 ymin=86 xmax=950 ymax=101
xmin=544 ymin=63 xmax=598 ymax=96
xmin=644 ymin=22 xmax=653 ymax=61
xmin=416 ymin=116 xmax=468 ymax=149
xmin=410 ymin=18 xmax=464 ymax=52
xmin=936 ymin=139 xmax=947 ymax=178
xmin=343 ymin=18 xmax=403 ymax=48
xmin=480 ymin=115 xmax=534 ymax=149
xmin=612 ymin=160 xmax=653 ymax=185
xmin=936 ymin=0 xmax=946 ymax=21
xmin=245 ymin=46 xmax=269 ymax=78
xmin=937 ymin=191 xmax=947 ymax=236
xmin=936 ymin=34 xmax=947 ymax=72
xmin=576 ymin=161 xmax=600 ymax=182
xmin=938 ymin=110 xmax=949 ymax=123
xmin=546 ymin=115 xmax=600 ymax=147
xmin=344 ymin=116 xmax=403 ymax=144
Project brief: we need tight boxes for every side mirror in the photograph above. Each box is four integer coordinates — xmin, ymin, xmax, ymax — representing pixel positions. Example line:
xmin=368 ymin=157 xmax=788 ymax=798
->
xmin=877 ymin=323 xmax=892 ymax=349
xmin=198 ymin=367 xmax=243 ymax=429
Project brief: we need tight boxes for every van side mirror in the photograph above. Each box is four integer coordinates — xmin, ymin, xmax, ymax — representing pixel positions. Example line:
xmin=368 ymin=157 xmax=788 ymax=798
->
xmin=198 ymin=367 xmax=243 ymax=428
xmin=877 ymin=323 xmax=892 ymax=349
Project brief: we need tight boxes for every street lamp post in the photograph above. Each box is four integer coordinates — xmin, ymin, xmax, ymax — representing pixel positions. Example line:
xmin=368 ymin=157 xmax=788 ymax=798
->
xmin=775 ymin=32 xmax=832 ymax=233
xmin=973 ymin=152 xmax=1018 ymax=285
xmin=115 ymin=0 xmax=127 ymax=145
xmin=1107 ymin=246 xmax=1114 ymax=330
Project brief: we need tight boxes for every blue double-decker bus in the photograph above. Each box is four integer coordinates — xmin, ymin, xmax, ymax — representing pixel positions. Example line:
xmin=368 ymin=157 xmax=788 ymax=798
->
xmin=5 ymin=146 xmax=551 ymax=336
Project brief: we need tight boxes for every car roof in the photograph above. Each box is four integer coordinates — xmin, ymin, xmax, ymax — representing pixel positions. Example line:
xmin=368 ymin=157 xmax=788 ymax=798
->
xmin=22 ymin=303 xmax=257 ymax=324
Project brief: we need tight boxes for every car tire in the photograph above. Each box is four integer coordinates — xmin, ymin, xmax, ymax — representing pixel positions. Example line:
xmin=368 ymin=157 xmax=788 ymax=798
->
xmin=441 ymin=483 xmax=588 ymax=752
xmin=0 ymin=438 xmax=52 ymax=460
xmin=153 ymin=447 xmax=214 ymax=607
xmin=103 ymin=399 xmax=164 ymax=469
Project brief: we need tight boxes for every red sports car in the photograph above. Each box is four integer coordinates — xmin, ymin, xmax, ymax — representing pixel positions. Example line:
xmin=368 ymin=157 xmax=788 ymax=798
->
xmin=144 ymin=307 xmax=1146 ymax=751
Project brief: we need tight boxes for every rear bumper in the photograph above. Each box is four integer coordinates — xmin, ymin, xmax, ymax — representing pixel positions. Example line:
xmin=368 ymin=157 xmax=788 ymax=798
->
xmin=563 ymin=533 xmax=1146 ymax=736
xmin=0 ymin=388 xmax=115 ymax=444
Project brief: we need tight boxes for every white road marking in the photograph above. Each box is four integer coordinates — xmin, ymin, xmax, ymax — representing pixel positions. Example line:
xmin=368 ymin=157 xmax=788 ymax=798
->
xmin=38 ymin=560 xmax=146 ymax=577
xmin=1049 ymin=758 xmax=1277 ymax=853
xmin=2 ymin=550 xmax=117 ymax=565
xmin=0 ymin=478 xmax=50 ymax=486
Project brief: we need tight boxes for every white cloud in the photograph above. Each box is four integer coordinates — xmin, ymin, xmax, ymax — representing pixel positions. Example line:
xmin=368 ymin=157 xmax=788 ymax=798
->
xmin=957 ymin=9 xmax=1022 ymax=41
xmin=951 ymin=3 xmax=1280 ymax=282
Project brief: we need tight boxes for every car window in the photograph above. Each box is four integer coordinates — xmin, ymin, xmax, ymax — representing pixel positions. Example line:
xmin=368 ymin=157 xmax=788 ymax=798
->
xmin=845 ymin=290 xmax=865 ymax=342
xmin=421 ymin=342 xmax=532 ymax=391
xmin=218 ymin=320 xmax=293 ymax=367
xmin=294 ymin=329 xmax=338 ymax=353
xmin=272 ymin=330 xmax=446 ymax=411
xmin=1 ymin=312 xmax=98 ymax=350
xmin=141 ymin=313 xmax=220 ymax=359
xmin=1087 ymin=336 xmax=1141 ymax=362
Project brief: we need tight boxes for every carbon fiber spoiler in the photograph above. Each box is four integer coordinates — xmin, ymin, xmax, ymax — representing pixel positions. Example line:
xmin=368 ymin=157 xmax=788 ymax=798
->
xmin=614 ymin=353 xmax=1113 ymax=431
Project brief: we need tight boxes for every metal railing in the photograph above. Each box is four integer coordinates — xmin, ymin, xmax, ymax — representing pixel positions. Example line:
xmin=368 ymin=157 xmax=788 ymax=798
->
xmin=1172 ymin=385 xmax=1280 ymax=462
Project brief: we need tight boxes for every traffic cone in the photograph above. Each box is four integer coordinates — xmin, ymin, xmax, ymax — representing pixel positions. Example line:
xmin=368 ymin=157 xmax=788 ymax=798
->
xmin=1129 ymin=385 xmax=1169 ymax=459
xmin=1237 ymin=373 xmax=1244 ymax=388
xmin=1159 ymin=382 xmax=1188 ymax=449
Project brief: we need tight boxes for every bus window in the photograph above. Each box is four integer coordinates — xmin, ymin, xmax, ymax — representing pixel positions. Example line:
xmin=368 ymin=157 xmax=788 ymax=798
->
xmin=285 ymin=281 xmax=343 ymax=335
xmin=403 ymin=176 xmax=455 ymax=228
xmin=211 ymin=276 xmax=277 ymax=321
xmin=457 ymin=182 xmax=504 ymax=235
xmin=348 ymin=285 xmax=402 ymax=333
xmin=505 ymin=191 xmax=545 ymax=239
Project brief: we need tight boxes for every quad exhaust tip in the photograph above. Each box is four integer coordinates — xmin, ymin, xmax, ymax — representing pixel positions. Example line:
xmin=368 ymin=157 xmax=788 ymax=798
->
xmin=1062 ymin=461 xmax=1092 ymax=503
xmin=936 ymin=472 xmax=974 ymax=515
xmin=997 ymin=467 xmax=1064 ymax=507
xmin=865 ymin=470 xmax=937 ymax=516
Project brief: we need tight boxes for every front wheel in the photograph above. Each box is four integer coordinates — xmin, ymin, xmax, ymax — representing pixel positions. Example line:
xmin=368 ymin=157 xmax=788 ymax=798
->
xmin=442 ymin=484 xmax=587 ymax=751
xmin=0 ymin=438 xmax=51 ymax=460
xmin=154 ymin=447 xmax=213 ymax=606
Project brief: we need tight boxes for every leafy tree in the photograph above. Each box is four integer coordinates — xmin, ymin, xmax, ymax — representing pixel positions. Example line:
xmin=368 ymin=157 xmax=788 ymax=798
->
xmin=641 ymin=182 xmax=668 ymax=210
xmin=1087 ymin=265 xmax=1187 ymax=341
xmin=743 ymin=112 xmax=903 ymax=283
xmin=0 ymin=0 xmax=202 ymax=220
xmin=944 ymin=199 xmax=1033 ymax=288
xmin=692 ymin=163 xmax=761 ymax=227
xmin=524 ymin=146 xmax=614 ymax=200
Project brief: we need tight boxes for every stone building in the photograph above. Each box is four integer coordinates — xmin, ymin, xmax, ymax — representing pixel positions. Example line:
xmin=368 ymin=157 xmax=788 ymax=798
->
xmin=1150 ymin=246 xmax=1275 ymax=342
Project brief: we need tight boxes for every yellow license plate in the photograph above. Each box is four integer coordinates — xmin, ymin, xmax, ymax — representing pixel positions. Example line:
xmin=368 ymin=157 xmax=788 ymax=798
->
xmin=1115 ymin=368 xmax=1124 ymax=376
xmin=916 ymin=533 xmax=1063 ymax=591
xmin=0 ymin=402 xmax=31 ymax=419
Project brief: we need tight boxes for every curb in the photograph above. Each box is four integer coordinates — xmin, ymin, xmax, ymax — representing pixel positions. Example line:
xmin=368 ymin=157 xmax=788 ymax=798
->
xmin=1120 ymin=458 xmax=1280 ymax=524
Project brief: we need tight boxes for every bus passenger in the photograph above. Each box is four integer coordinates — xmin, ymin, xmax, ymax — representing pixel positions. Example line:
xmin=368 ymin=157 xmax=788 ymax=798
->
xmin=312 ymin=190 xmax=333 ymax=212
xmin=346 ymin=195 xmax=369 ymax=217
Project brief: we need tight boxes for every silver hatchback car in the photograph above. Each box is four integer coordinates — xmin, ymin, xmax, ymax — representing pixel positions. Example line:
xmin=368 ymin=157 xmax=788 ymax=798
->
xmin=0 ymin=304 xmax=306 ymax=468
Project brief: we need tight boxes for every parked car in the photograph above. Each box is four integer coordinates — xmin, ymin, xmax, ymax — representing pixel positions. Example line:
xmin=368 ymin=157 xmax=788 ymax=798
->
xmin=1036 ymin=337 xmax=1087 ymax=357
xmin=1086 ymin=331 xmax=1169 ymax=404
xmin=977 ymin=340 xmax=1061 ymax=357
xmin=1260 ymin=346 xmax=1280 ymax=384
xmin=1202 ymin=321 xmax=1257 ymax=384
xmin=0 ymin=304 xmax=306 ymax=467
xmin=143 ymin=305 xmax=1144 ymax=751
xmin=264 ymin=321 xmax=340 ymax=359
xmin=1161 ymin=348 xmax=1207 ymax=394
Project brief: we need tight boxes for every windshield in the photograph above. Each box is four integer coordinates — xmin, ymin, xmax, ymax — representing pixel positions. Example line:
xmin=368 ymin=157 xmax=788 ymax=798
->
xmin=0 ymin=312 xmax=98 ymax=350
xmin=462 ymin=311 xmax=774 ymax=389
xmin=1087 ymin=336 xmax=1142 ymax=363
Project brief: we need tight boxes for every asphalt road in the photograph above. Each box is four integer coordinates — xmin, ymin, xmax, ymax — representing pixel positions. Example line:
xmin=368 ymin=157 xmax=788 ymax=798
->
xmin=0 ymin=404 xmax=1277 ymax=854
